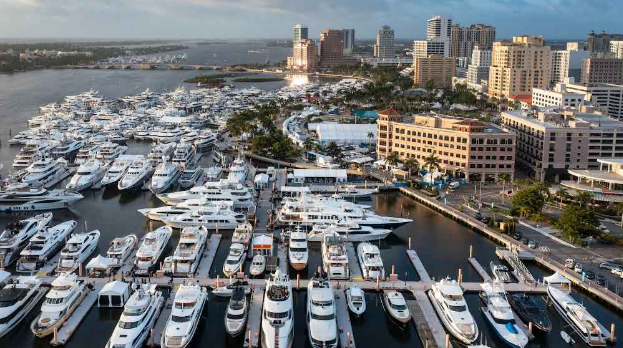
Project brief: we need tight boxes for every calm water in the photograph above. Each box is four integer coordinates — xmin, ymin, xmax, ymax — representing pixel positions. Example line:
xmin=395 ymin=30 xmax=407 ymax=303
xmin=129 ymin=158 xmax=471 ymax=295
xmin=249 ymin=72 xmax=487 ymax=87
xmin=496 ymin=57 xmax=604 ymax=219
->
xmin=0 ymin=57 xmax=621 ymax=347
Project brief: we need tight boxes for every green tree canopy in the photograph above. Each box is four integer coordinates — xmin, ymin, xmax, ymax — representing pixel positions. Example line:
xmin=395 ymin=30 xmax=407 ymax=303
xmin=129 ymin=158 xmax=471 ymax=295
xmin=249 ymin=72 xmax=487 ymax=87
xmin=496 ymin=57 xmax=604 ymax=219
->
xmin=511 ymin=185 xmax=547 ymax=218
xmin=554 ymin=204 xmax=599 ymax=242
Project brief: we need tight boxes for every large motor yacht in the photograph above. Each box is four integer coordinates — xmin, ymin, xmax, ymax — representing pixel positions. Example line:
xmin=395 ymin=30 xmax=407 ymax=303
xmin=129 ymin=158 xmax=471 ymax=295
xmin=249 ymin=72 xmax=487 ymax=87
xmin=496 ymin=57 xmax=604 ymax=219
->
xmin=227 ymin=156 xmax=249 ymax=183
xmin=161 ymin=281 xmax=208 ymax=348
xmin=150 ymin=161 xmax=182 ymax=194
xmin=357 ymin=242 xmax=385 ymax=280
xmin=0 ymin=187 xmax=83 ymax=212
xmin=66 ymin=158 xmax=107 ymax=191
xmin=172 ymin=143 xmax=198 ymax=168
xmin=0 ymin=212 xmax=52 ymax=267
xmin=96 ymin=142 xmax=128 ymax=162
xmin=169 ymin=226 xmax=208 ymax=276
xmin=100 ymin=155 xmax=135 ymax=187
xmin=157 ymin=181 xmax=255 ymax=210
xmin=307 ymin=277 xmax=338 ymax=348
xmin=148 ymin=142 xmax=176 ymax=165
xmin=118 ymin=157 xmax=154 ymax=191
xmin=0 ymin=276 xmax=47 ymax=338
xmin=106 ymin=234 xmax=138 ymax=268
xmin=134 ymin=226 xmax=172 ymax=275
xmin=30 ymin=273 xmax=90 ymax=337
xmin=22 ymin=158 xmax=70 ymax=188
xmin=138 ymin=199 xmax=235 ymax=222
xmin=178 ymin=166 xmax=203 ymax=189
xmin=56 ymin=230 xmax=101 ymax=274
xmin=13 ymin=140 xmax=54 ymax=169
xmin=105 ymin=284 xmax=165 ymax=348
xmin=307 ymin=221 xmax=391 ymax=242
xmin=203 ymin=166 xmax=222 ymax=183
xmin=224 ymin=286 xmax=248 ymax=337
xmin=194 ymin=131 xmax=217 ymax=150
xmin=429 ymin=278 xmax=479 ymax=344
xmin=507 ymin=293 xmax=552 ymax=334
xmin=479 ymin=282 xmax=529 ymax=348
xmin=51 ymin=139 xmax=83 ymax=161
xmin=261 ymin=270 xmax=294 ymax=348
xmin=321 ymin=231 xmax=350 ymax=280
xmin=223 ymin=243 xmax=246 ymax=277
xmin=288 ymin=227 xmax=308 ymax=271
xmin=74 ymin=144 xmax=100 ymax=165
xmin=161 ymin=207 xmax=246 ymax=229
xmin=17 ymin=220 xmax=77 ymax=273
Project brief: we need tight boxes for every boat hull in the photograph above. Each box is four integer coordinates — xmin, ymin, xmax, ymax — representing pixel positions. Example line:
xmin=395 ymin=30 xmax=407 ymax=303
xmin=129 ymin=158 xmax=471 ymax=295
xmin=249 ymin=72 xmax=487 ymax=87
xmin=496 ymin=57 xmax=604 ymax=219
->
xmin=30 ymin=284 xmax=90 ymax=338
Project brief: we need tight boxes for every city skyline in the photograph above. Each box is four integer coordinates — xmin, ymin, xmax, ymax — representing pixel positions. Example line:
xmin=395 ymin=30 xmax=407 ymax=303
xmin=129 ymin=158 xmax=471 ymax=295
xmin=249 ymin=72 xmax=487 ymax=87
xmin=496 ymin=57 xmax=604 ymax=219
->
xmin=1 ymin=0 xmax=622 ymax=40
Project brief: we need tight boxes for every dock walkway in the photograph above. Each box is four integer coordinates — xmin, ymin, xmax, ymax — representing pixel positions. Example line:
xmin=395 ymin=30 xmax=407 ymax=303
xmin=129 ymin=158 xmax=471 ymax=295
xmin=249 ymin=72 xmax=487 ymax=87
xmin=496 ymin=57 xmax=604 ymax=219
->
xmin=196 ymin=234 xmax=222 ymax=278
xmin=243 ymin=287 xmax=265 ymax=348
xmin=406 ymin=250 xmax=430 ymax=281
xmin=154 ymin=289 xmax=176 ymax=346
xmin=496 ymin=249 xmax=536 ymax=284
xmin=277 ymin=244 xmax=288 ymax=274
xmin=345 ymin=242 xmax=363 ymax=280
xmin=334 ymin=289 xmax=356 ymax=348
xmin=468 ymin=258 xmax=492 ymax=282
xmin=415 ymin=290 xmax=450 ymax=348
xmin=51 ymin=283 xmax=104 ymax=346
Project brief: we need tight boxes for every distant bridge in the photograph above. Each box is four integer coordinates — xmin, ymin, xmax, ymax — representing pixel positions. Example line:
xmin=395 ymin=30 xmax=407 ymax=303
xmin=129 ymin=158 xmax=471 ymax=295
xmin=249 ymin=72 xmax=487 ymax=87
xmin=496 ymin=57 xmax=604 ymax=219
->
xmin=64 ymin=63 xmax=223 ymax=71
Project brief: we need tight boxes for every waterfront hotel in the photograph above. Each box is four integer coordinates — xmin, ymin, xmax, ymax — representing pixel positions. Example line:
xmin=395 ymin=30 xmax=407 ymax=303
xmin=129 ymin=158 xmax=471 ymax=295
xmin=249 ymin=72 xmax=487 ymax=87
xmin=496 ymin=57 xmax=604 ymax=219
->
xmin=376 ymin=108 xmax=516 ymax=182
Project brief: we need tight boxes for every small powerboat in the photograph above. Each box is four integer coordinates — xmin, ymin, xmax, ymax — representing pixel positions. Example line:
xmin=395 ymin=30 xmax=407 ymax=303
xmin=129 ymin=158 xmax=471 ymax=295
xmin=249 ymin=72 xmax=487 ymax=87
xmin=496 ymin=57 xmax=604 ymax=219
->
xmin=249 ymin=254 xmax=265 ymax=277
xmin=345 ymin=285 xmax=366 ymax=317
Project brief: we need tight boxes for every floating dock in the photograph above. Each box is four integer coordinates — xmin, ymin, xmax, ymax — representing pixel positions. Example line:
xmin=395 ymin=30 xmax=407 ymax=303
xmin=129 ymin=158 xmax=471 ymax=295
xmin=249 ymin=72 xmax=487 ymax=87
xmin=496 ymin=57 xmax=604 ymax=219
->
xmin=153 ymin=289 xmax=176 ymax=346
xmin=277 ymin=244 xmax=288 ymax=274
xmin=334 ymin=289 xmax=356 ymax=348
xmin=51 ymin=283 xmax=104 ymax=346
xmin=406 ymin=250 xmax=431 ymax=281
xmin=496 ymin=248 xmax=536 ymax=284
xmin=345 ymin=242 xmax=363 ymax=280
xmin=468 ymin=258 xmax=492 ymax=282
xmin=196 ymin=234 xmax=222 ymax=278
xmin=243 ymin=287 xmax=265 ymax=348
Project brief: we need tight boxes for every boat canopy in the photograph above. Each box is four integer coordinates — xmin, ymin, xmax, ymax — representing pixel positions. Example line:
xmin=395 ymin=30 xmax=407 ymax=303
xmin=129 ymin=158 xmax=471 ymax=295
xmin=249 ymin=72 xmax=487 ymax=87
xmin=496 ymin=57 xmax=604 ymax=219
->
xmin=543 ymin=272 xmax=571 ymax=287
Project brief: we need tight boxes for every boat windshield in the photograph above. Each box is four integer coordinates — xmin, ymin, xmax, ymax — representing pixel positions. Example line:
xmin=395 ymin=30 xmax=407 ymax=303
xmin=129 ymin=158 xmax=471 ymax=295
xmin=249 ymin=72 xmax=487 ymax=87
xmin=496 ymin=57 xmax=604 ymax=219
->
xmin=172 ymin=315 xmax=192 ymax=323
xmin=312 ymin=300 xmax=333 ymax=307
xmin=311 ymin=312 xmax=335 ymax=320
xmin=449 ymin=304 xmax=466 ymax=312
xmin=390 ymin=303 xmax=407 ymax=311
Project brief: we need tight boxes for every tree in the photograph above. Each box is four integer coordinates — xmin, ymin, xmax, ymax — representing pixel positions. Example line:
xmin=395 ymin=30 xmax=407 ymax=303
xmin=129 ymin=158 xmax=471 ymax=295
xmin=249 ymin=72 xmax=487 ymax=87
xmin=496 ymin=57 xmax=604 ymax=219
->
xmin=555 ymin=204 xmax=599 ymax=243
xmin=367 ymin=131 xmax=375 ymax=148
xmin=511 ymin=185 xmax=547 ymax=218
xmin=576 ymin=191 xmax=593 ymax=207
xmin=425 ymin=79 xmax=435 ymax=93
xmin=556 ymin=187 xmax=569 ymax=205
xmin=325 ymin=142 xmax=342 ymax=159
xmin=423 ymin=154 xmax=440 ymax=173
xmin=386 ymin=152 xmax=399 ymax=168
xmin=404 ymin=158 xmax=419 ymax=179
xmin=498 ymin=173 xmax=511 ymax=193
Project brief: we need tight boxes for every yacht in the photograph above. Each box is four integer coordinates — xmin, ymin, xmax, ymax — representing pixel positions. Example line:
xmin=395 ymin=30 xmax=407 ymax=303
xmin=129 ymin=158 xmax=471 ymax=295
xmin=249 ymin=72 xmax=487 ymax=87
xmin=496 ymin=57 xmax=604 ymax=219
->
xmin=224 ymin=286 xmax=248 ymax=337
xmin=13 ymin=140 xmax=54 ymax=169
xmin=96 ymin=142 xmax=127 ymax=162
xmin=118 ymin=157 xmax=154 ymax=191
xmin=194 ymin=131 xmax=217 ymax=150
xmin=105 ymin=284 xmax=165 ymax=348
xmin=138 ymin=200 xmax=235 ymax=222
xmin=30 ymin=273 xmax=89 ymax=337
xmin=545 ymin=273 xmax=607 ymax=346
xmin=178 ymin=166 xmax=203 ymax=189
xmin=106 ymin=234 xmax=138 ymax=268
xmin=308 ymin=222 xmax=391 ymax=242
xmin=232 ymin=222 xmax=253 ymax=246
xmin=249 ymin=254 xmax=266 ymax=277
xmin=479 ymin=282 xmax=529 ymax=348
xmin=0 ymin=187 xmax=83 ymax=212
xmin=508 ymin=294 xmax=552 ymax=334
xmin=227 ymin=156 xmax=249 ymax=182
xmin=17 ymin=220 xmax=77 ymax=273
xmin=429 ymin=278 xmax=479 ymax=344
xmin=307 ymin=277 xmax=338 ymax=348
xmin=180 ymin=131 xmax=199 ymax=145
xmin=148 ymin=142 xmax=176 ymax=165
xmin=0 ymin=276 xmax=47 ymax=338
xmin=66 ymin=158 xmax=107 ymax=191
xmin=169 ymin=226 xmax=208 ymax=276
xmin=345 ymin=285 xmax=366 ymax=317
xmin=157 ymin=182 xmax=255 ymax=210
xmin=261 ymin=270 xmax=294 ymax=348
xmin=327 ymin=186 xmax=377 ymax=199
xmin=223 ymin=243 xmax=246 ymax=277
xmin=288 ymin=227 xmax=308 ymax=271
xmin=172 ymin=143 xmax=197 ymax=167
xmin=74 ymin=144 xmax=100 ymax=165
xmin=22 ymin=158 xmax=70 ymax=188
xmin=100 ymin=155 xmax=135 ymax=187
xmin=161 ymin=282 xmax=207 ymax=348
xmin=321 ymin=231 xmax=349 ymax=280
xmin=56 ymin=230 xmax=101 ymax=274
xmin=0 ymin=212 xmax=52 ymax=267
xmin=490 ymin=262 xmax=514 ymax=283
xmin=161 ymin=208 xmax=246 ymax=229
xmin=155 ymin=129 xmax=184 ymax=143
xmin=212 ymin=280 xmax=252 ymax=298
xmin=150 ymin=161 xmax=182 ymax=194
xmin=51 ymin=139 xmax=83 ymax=161
xmin=203 ymin=166 xmax=223 ymax=182
xmin=382 ymin=291 xmax=411 ymax=327
xmin=357 ymin=242 xmax=385 ymax=280
xmin=134 ymin=226 xmax=172 ymax=275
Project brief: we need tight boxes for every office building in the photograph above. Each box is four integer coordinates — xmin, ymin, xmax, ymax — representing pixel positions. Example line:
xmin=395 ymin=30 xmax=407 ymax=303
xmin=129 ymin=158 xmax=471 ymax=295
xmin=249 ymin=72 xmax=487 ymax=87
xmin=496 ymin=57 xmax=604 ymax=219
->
xmin=319 ymin=29 xmax=344 ymax=61
xmin=610 ymin=41 xmax=623 ymax=59
xmin=550 ymin=44 xmax=590 ymax=84
xmin=427 ymin=16 xmax=452 ymax=40
xmin=531 ymin=84 xmax=587 ymax=109
xmin=291 ymin=39 xmax=317 ymax=71
xmin=413 ymin=55 xmax=456 ymax=88
xmin=586 ymin=31 xmax=623 ymax=52
xmin=565 ymin=82 xmax=623 ymax=119
xmin=413 ymin=38 xmax=450 ymax=58
xmin=343 ymin=29 xmax=355 ymax=56
xmin=293 ymin=24 xmax=308 ymax=45
xmin=581 ymin=57 xmax=623 ymax=85
xmin=377 ymin=108 xmax=515 ymax=182
xmin=488 ymin=36 xmax=551 ymax=99
xmin=467 ymin=45 xmax=492 ymax=85
xmin=451 ymin=23 xmax=496 ymax=58
xmin=374 ymin=25 xmax=395 ymax=59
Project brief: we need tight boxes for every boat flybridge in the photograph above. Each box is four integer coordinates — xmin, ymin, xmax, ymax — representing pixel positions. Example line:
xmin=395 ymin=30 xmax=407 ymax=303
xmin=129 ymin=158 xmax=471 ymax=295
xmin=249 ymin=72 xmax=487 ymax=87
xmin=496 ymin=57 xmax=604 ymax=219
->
xmin=22 ymin=158 xmax=70 ymax=188
xmin=288 ymin=226 xmax=308 ymax=271
xmin=66 ymin=158 xmax=107 ymax=191
xmin=0 ymin=276 xmax=47 ymax=338
xmin=161 ymin=281 xmax=207 ymax=348
xmin=172 ymin=143 xmax=198 ymax=168
xmin=96 ymin=141 xmax=128 ymax=162
xmin=0 ymin=186 xmax=83 ymax=213
xmin=224 ymin=286 xmax=248 ymax=337
xmin=118 ymin=157 xmax=154 ymax=191
xmin=134 ymin=226 xmax=172 ymax=275
xmin=0 ymin=212 xmax=52 ymax=267
xmin=479 ymin=282 xmax=529 ymax=348
xmin=307 ymin=277 xmax=338 ymax=348
xmin=13 ymin=140 xmax=54 ymax=169
xmin=429 ymin=277 xmax=479 ymax=344
xmin=357 ymin=242 xmax=385 ymax=280
xmin=321 ymin=231 xmax=349 ymax=280
xmin=227 ymin=156 xmax=249 ymax=183
xmin=56 ymin=230 xmax=101 ymax=274
xmin=150 ymin=161 xmax=182 ymax=194
xmin=262 ymin=270 xmax=294 ymax=348
xmin=17 ymin=220 xmax=78 ymax=273
xmin=168 ymin=226 xmax=209 ymax=276
xmin=100 ymin=155 xmax=136 ymax=187
xmin=137 ymin=199 xmax=235 ymax=222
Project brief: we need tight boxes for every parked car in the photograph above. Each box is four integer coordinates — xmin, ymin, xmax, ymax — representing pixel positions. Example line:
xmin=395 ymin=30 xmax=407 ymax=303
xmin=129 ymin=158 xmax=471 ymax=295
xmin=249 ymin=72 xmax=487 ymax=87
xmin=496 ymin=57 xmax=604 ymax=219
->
xmin=598 ymin=224 xmax=611 ymax=234
xmin=599 ymin=261 xmax=617 ymax=270
xmin=565 ymin=258 xmax=575 ymax=269
xmin=528 ymin=240 xmax=537 ymax=249
xmin=584 ymin=270 xmax=595 ymax=280
xmin=574 ymin=263 xmax=583 ymax=273
xmin=512 ymin=232 xmax=522 ymax=240
xmin=612 ymin=267 xmax=623 ymax=278
xmin=596 ymin=275 xmax=606 ymax=286
xmin=475 ymin=212 xmax=483 ymax=221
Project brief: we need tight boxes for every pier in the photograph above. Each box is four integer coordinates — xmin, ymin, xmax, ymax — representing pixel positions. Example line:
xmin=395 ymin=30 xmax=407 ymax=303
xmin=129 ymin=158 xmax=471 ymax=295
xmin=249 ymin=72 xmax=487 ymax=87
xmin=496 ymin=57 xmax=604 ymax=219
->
xmin=468 ymin=258 xmax=492 ymax=282
xmin=196 ymin=234 xmax=222 ymax=278
xmin=277 ymin=243 xmax=288 ymax=274
xmin=496 ymin=248 xmax=536 ymax=284
xmin=334 ymin=289 xmax=356 ymax=348
xmin=243 ymin=287 xmax=265 ymax=348
xmin=345 ymin=242 xmax=363 ymax=280
xmin=406 ymin=250 xmax=431 ymax=281
xmin=51 ymin=283 xmax=104 ymax=346
xmin=408 ymin=290 xmax=450 ymax=348
xmin=153 ymin=288 xmax=176 ymax=346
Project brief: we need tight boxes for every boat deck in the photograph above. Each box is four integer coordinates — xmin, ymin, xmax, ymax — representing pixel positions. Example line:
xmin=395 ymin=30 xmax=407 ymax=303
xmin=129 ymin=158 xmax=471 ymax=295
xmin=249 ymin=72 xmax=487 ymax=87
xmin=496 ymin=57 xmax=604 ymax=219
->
xmin=153 ymin=288 xmax=176 ymax=346
xmin=334 ymin=288 xmax=356 ymax=348
xmin=117 ymin=254 xmax=136 ymax=276
xmin=468 ymin=258 xmax=492 ymax=282
xmin=345 ymin=242 xmax=363 ymax=280
xmin=252 ymin=172 xmax=273 ymax=234
xmin=51 ymin=283 xmax=104 ymax=346
xmin=196 ymin=234 xmax=222 ymax=278
xmin=406 ymin=250 xmax=430 ymax=281
xmin=243 ymin=286 xmax=265 ymax=348
xmin=37 ymin=253 xmax=62 ymax=276
xmin=407 ymin=290 xmax=450 ymax=348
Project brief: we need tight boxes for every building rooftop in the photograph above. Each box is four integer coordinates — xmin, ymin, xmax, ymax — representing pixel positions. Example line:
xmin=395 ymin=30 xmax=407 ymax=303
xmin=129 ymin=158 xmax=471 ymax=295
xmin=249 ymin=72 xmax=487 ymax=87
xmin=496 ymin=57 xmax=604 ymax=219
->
xmin=503 ymin=109 xmax=623 ymax=130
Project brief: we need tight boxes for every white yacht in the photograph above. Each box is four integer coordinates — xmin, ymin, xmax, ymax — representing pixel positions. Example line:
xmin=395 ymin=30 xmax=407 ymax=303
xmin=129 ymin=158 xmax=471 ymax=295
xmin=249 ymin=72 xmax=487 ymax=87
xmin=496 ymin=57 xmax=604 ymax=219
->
xmin=307 ymin=277 xmax=338 ymax=348
xmin=105 ymin=284 xmax=165 ymax=348
xmin=134 ymin=226 xmax=172 ymax=275
xmin=357 ymin=242 xmax=385 ymax=280
xmin=118 ymin=157 xmax=154 ymax=191
xmin=479 ymin=282 xmax=528 ymax=348
xmin=0 ymin=187 xmax=83 ymax=212
xmin=172 ymin=143 xmax=197 ymax=167
xmin=321 ymin=231 xmax=349 ymax=280
xmin=178 ymin=166 xmax=203 ymax=189
xmin=194 ymin=131 xmax=217 ymax=150
xmin=224 ymin=286 xmax=248 ymax=337
xmin=30 ymin=273 xmax=89 ymax=337
xmin=74 ymin=144 xmax=100 ymax=165
xmin=211 ymin=280 xmax=252 ymax=298
xmin=490 ymin=262 xmax=513 ymax=283
xmin=100 ymin=155 xmax=135 ymax=187
xmin=180 ymin=131 xmax=199 ymax=145
xmin=161 ymin=208 xmax=246 ymax=229
xmin=0 ymin=276 xmax=47 ymax=338
xmin=150 ymin=161 xmax=182 ymax=194
xmin=261 ymin=270 xmax=294 ymax=348
xmin=429 ymin=278 xmax=479 ymax=344
xmin=13 ymin=140 xmax=54 ymax=169
xmin=0 ymin=212 xmax=52 ymax=267
xmin=148 ymin=142 xmax=176 ymax=165
xmin=22 ymin=158 xmax=70 ymax=188
xmin=51 ymin=139 xmax=83 ymax=160
xmin=223 ymin=243 xmax=246 ymax=277
xmin=155 ymin=129 xmax=184 ymax=143
xmin=66 ymin=158 xmax=107 ymax=191
xmin=345 ymin=285 xmax=366 ymax=317
xmin=382 ymin=291 xmax=411 ymax=327
xmin=545 ymin=273 xmax=608 ymax=347
xmin=308 ymin=222 xmax=391 ymax=242
xmin=203 ymin=166 xmax=223 ymax=182
xmin=161 ymin=282 xmax=207 ymax=348
xmin=227 ymin=156 xmax=249 ymax=182
xmin=106 ymin=234 xmax=138 ymax=267
xmin=96 ymin=142 xmax=128 ymax=162
xmin=288 ymin=227 xmax=308 ymax=271
xmin=157 ymin=182 xmax=255 ymax=210
xmin=169 ymin=226 xmax=208 ymax=276
xmin=250 ymin=254 xmax=266 ymax=277
xmin=137 ymin=199 xmax=235 ymax=222
xmin=232 ymin=222 xmax=253 ymax=246
xmin=17 ymin=220 xmax=77 ymax=273
xmin=56 ymin=230 xmax=101 ymax=274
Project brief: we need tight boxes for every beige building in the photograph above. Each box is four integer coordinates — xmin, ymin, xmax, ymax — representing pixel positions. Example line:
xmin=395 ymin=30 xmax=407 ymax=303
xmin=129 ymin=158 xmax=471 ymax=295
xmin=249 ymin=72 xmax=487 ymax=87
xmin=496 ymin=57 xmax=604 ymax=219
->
xmin=488 ymin=36 xmax=551 ymax=99
xmin=413 ymin=55 xmax=456 ymax=88
xmin=581 ymin=57 xmax=623 ymax=85
xmin=290 ymin=39 xmax=317 ymax=71
xmin=376 ymin=108 xmax=515 ymax=182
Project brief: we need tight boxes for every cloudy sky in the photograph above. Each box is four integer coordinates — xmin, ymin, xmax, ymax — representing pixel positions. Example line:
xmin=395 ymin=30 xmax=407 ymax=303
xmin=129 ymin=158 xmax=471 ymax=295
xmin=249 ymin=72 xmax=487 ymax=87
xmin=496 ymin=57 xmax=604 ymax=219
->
xmin=1 ymin=0 xmax=622 ymax=40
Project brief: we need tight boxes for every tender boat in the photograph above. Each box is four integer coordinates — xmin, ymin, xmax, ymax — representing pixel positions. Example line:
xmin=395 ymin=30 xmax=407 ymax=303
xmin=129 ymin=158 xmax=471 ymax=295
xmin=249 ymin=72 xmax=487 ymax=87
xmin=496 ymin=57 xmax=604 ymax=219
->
xmin=0 ymin=212 xmax=52 ymax=267
xmin=232 ymin=222 xmax=253 ymax=245
xmin=211 ymin=280 xmax=251 ymax=298
xmin=137 ymin=200 xmax=234 ymax=222
xmin=307 ymin=221 xmax=391 ymax=242
xmin=357 ymin=242 xmax=385 ymax=280
xmin=100 ymin=155 xmax=135 ymax=187
xmin=307 ymin=277 xmax=338 ymax=348
xmin=161 ymin=208 xmax=246 ymax=230
xmin=321 ymin=231 xmax=350 ymax=280
xmin=0 ymin=276 xmax=47 ymax=338
xmin=508 ymin=293 xmax=552 ymax=334
xmin=169 ymin=226 xmax=208 ymax=276
xmin=161 ymin=281 xmax=207 ymax=348
xmin=56 ymin=230 xmax=101 ymax=274
xmin=0 ymin=187 xmax=83 ymax=212
xmin=178 ymin=166 xmax=203 ymax=189
xmin=105 ymin=284 xmax=165 ymax=348
xmin=66 ymin=158 xmax=107 ymax=191
xmin=118 ymin=157 xmax=154 ymax=191
xmin=490 ymin=261 xmax=514 ymax=283
xmin=224 ymin=286 xmax=248 ymax=337
xmin=429 ymin=278 xmax=479 ymax=344
xmin=249 ymin=254 xmax=266 ymax=277
xmin=223 ymin=243 xmax=246 ymax=277
xmin=479 ymin=282 xmax=529 ymax=348
xmin=134 ymin=226 xmax=173 ymax=275
xmin=382 ymin=291 xmax=411 ymax=327
xmin=288 ymin=226 xmax=308 ymax=271
xmin=22 ymin=158 xmax=70 ymax=188
xmin=30 ymin=273 xmax=90 ymax=337
xmin=17 ymin=220 xmax=78 ymax=273
xmin=345 ymin=285 xmax=366 ymax=317
xmin=150 ymin=161 xmax=182 ymax=194
xmin=261 ymin=270 xmax=294 ymax=348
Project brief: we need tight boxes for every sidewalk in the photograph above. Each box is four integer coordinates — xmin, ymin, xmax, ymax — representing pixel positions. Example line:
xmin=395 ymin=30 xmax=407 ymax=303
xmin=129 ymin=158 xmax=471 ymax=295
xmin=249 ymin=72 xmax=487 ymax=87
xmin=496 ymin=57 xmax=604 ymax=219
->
xmin=517 ymin=220 xmax=577 ymax=248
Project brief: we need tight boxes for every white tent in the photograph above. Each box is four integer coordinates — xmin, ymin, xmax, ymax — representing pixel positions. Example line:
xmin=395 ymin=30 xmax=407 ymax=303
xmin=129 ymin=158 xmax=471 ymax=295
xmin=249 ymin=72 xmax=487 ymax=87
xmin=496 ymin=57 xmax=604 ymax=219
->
xmin=86 ymin=255 xmax=115 ymax=277
xmin=254 ymin=173 xmax=269 ymax=189
xmin=98 ymin=281 xmax=131 ymax=308
xmin=543 ymin=272 xmax=571 ymax=286
xmin=423 ymin=171 xmax=443 ymax=184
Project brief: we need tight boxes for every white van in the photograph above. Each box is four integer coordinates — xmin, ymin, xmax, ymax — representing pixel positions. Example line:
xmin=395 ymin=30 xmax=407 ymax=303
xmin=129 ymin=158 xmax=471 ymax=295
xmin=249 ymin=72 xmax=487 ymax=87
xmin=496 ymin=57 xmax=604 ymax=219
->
xmin=448 ymin=181 xmax=460 ymax=189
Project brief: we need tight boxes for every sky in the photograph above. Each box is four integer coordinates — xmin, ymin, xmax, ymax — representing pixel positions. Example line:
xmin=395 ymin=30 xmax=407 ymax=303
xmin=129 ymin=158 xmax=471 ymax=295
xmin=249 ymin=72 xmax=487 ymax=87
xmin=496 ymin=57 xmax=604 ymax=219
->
xmin=1 ymin=0 xmax=622 ymax=40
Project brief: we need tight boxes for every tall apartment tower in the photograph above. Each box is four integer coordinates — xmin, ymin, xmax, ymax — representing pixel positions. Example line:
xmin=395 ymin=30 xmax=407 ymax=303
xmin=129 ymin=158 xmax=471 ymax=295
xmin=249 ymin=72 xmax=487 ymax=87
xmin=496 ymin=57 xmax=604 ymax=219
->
xmin=550 ymin=42 xmax=590 ymax=84
xmin=581 ymin=57 xmax=623 ymax=85
xmin=587 ymin=31 xmax=623 ymax=52
xmin=427 ymin=16 xmax=452 ymax=40
xmin=342 ymin=29 xmax=355 ymax=56
xmin=319 ymin=30 xmax=344 ymax=61
xmin=413 ymin=38 xmax=450 ymax=58
xmin=374 ymin=25 xmax=395 ymax=59
xmin=610 ymin=41 xmax=623 ymax=59
xmin=488 ymin=36 xmax=551 ymax=99
xmin=467 ymin=45 xmax=492 ymax=85
xmin=451 ymin=24 xmax=496 ymax=58
xmin=292 ymin=39 xmax=317 ymax=71
xmin=293 ymin=24 xmax=308 ymax=45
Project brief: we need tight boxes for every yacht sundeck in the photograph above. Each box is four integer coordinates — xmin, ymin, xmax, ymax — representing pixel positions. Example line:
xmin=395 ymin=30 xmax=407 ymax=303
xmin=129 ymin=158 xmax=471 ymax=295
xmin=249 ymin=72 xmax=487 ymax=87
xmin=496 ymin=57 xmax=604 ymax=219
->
xmin=148 ymin=142 xmax=176 ymax=165
xmin=0 ymin=212 xmax=52 ymax=267
xmin=96 ymin=142 xmax=128 ymax=162
xmin=172 ymin=143 xmax=197 ymax=168
xmin=16 ymin=220 xmax=77 ymax=273
xmin=134 ymin=226 xmax=172 ymax=275
xmin=232 ymin=222 xmax=253 ymax=246
xmin=51 ymin=139 xmax=83 ymax=161
xmin=56 ymin=230 xmax=101 ymax=274
xmin=227 ymin=156 xmax=249 ymax=183
xmin=161 ymin=281 xmax=207 ymax=348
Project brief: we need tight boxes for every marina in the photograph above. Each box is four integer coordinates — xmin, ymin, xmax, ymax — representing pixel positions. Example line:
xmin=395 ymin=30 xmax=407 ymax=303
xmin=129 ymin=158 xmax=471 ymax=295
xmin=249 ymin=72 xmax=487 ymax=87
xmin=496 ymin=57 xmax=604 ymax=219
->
xmin=51 ymin=283 xmax=105 ymax=346
xmin=334 ymin=288 xmax=357 ymax=348
xmin=243 ymin=287 xmax=264 ymax=348
xmin=468 ymin=257 xmax=493 ymax=282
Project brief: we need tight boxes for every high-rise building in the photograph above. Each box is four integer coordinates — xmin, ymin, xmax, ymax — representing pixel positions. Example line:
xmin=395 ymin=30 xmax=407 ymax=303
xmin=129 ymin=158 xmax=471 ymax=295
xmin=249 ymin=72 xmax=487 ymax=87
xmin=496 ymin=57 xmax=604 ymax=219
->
xmin=565 ymin=82 xmax=623 ymax=119
xmin=413 ymin=38 xmax=449 ymax=58
xmin=374 ymin=25 xmax=395 ymax=59
xmin=581 ymin=57 xmax=623 ymax=85
xmin=293 ymin=24 xmax=308 ymax=45
xmin=291 ymin=39 xmax=317 ymax=71
xmin=343 ymin=29 xmax=355 ymax=56
xmin=319 ymin=30 xmax=344 ymax=61
xmin=450 ymin=24 xmax=496 ymax=58
xmin=488 ymin=36 xmax=551 ymax=99
xmin=586 ymin=31 xmax=623 ymax=52
xmin=413 ymin=55 xmax=456 ymax=88
xmin=427 ymin=16 xmax=452 ymax=40
xmin=550 ymin=43 xmax=590 ymax=84
xmin=610 ymin=41 xmax=623 ymax=59
xmin=467 ymin=45 xmax=492 ymax=85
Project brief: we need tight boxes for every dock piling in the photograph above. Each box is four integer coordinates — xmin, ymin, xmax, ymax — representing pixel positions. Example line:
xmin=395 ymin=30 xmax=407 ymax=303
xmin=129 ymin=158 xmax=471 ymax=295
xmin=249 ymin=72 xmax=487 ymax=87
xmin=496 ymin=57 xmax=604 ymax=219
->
xmin=445 ymin=334 xmax=450 ymax=348
xmin=297 ymin=273 xmax=300 ymax=289
xmin=408 ymin=237 xmax=412 ymax=250
xmin=469 ymin=245 xmax=473 ymax=258
xmin=611 ymin=323 xmax=616 ymax=342
xmin=347 ymin=332 xmax=351 ymax=348
xmin=458 ymin=269 xmax=462 ymax=284
xmin=150 ymin=328 xmax=154 ymax=348
xmin=528 ymin=322 xmax=533 ymax=339
xmin=376 ymin=275 xmax=380 ymax=291
xmin=53 ymin=327 xmax=58 ymax=345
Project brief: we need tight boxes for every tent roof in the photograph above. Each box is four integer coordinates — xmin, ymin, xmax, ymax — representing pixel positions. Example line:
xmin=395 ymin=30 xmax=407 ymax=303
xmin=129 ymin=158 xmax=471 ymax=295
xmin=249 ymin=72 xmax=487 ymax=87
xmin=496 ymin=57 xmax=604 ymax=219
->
xmin=544 ymin=272 xmax=571 ymax=285
xmin=100 ymin=280 xmax=130 ymax=296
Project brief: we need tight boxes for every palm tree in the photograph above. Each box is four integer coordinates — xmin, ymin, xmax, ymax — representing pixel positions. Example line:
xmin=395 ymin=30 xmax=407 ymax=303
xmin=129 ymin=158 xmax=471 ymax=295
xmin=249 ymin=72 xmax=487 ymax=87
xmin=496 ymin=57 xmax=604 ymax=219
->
xmin=386 ymin=152 xmax=400 ymax=169
xmin=498 ymin=173 xmax=511 ymax=194
xmin=303 ymin=138 xmax=314 ymax=161
xmin=576 ymin=191 xmax=593 ymax=207
xmin=423 ymin=154 xmax=440 ymax=173
xmin=367 ymin=131 xmax=375 ymax=148
xmin=556 ymin=187 xmax=569 ymax=205
xmin=403 ymin=158 xmax=419 ymax=179
xmin=325 ymin=142 xmax=341 ymax=159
